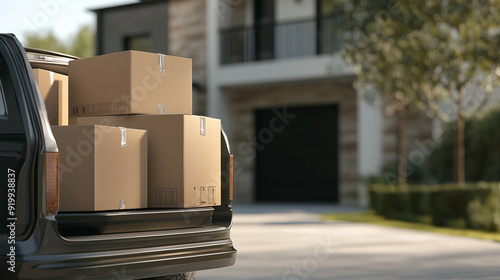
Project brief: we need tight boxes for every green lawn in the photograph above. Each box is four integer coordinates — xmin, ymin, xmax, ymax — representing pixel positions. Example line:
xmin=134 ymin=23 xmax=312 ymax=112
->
xmin=322 ymin=211 xmax=500 ymax=242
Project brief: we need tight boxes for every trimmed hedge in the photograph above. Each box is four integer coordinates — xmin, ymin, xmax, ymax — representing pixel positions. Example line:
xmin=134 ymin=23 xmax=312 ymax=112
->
xmin=369 ymin=183 xmax=500 ymax=232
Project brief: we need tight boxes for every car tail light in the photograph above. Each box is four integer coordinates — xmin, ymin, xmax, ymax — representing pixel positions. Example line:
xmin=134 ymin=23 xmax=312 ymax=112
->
xmin=45 ymin=153 xmax=59 ymax=215
xmin=229 ymin=155 xmax=233 ymax=201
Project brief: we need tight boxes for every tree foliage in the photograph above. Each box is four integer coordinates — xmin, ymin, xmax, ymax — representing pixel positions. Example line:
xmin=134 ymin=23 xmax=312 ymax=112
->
xmin=24 ymin=30 xmax=68 ymax=54
xmin=340 ymin=0 xmax=500 ymax=117
xmin=339 ymin=0 xmax=500 ymax=183
xmin=24 ymin=26 xmax=94 ymax=58
xmin=68 ymin=26 xmax=94 ymax=58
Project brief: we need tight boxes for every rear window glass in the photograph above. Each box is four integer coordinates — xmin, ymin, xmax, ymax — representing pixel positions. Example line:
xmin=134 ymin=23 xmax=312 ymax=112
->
xmin=0 ymin=58 xmax=5 ymax=117
xmin=0 ymin=79 xmax=5 ymax=117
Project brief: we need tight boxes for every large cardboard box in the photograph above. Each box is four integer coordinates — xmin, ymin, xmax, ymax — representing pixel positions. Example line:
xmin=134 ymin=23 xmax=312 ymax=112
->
xmin=69 ymin=51 xmax=192 ymax=117
xmin=33 ymin=69 xmax=68 ymax=125
xmin=51 ymin=125 xmax=148 ymax=211
xmin=77 ymin=115 xmax=221 ymax=208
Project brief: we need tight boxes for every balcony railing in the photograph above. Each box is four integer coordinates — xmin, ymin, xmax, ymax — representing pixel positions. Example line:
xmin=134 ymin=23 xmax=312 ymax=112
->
xmin=220 ymin=15 xmax=342 ymax=65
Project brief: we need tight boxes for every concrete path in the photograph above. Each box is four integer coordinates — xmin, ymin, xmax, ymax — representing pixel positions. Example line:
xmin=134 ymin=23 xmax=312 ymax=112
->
xmin=197 ymin=204 xmax=500 ymax=280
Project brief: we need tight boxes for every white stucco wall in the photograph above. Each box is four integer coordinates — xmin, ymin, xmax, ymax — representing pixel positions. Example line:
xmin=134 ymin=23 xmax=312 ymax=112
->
xmin=357 ymin=92 xmax=383 ymax=177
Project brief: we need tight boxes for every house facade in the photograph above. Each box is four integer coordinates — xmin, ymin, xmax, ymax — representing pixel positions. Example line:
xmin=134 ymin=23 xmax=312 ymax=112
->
xmin=93 ymin=0 xmax=433 ymax=205
xmin=93 ymin=0 xmax=208 ymax=115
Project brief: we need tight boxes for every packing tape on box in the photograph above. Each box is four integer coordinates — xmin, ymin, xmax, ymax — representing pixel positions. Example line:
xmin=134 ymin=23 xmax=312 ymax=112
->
xmin=158 ymin=104 xmax=167 ymax=115
xmin=49 ymin=71 xmax=54 ymax=85
xmin=158 ymin=53 xmax=166 ymax=72
xmin=200 ymin=116 xmax=206 ymax=136
xmin=120 ymin=198 xmax=126 ymax=209
xmin=120 ymin=127 xmax=127 ymax=147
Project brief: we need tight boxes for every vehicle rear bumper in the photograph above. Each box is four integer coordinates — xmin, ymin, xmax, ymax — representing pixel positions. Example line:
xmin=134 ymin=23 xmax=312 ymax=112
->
xmin=20 ymin=241 xmax=235 ymax=280
xmin=7 ymin=222 xmax=236 ymax=280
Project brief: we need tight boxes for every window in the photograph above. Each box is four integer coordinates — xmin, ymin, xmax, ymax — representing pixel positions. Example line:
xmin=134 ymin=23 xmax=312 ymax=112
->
xmin=124 ymin=35 xmax=152 ymax=52
xmin=254 ymin=0 xmax=275 ymax=60
xmin=254 ymin=0 xmax=275 ymax=25
xmin=317 ymin=0 xmax=343 ymax=54
xmin=0 ymin=76 xmax=6 ymax=118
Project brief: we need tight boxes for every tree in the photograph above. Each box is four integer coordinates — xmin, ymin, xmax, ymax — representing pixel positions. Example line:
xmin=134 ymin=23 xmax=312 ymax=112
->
xmin=24 ymin=25 xmax=94 ymax=58
xmin=430 ymin=107 xmax=500 ymax=182
xmin=340 ymin=0 xmax=500 ymax=184
xmin=339 ymin=0 xmax=418 ymax=185
xmin=24 ymin=30 xmax=68 ymax=54
xmin=70 ymin=26 xmax=94 ymax=58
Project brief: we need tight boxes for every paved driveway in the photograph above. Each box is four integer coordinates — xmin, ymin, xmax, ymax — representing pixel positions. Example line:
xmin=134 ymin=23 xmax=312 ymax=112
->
xmin=197 ymin=204 xmax=500 ymax=280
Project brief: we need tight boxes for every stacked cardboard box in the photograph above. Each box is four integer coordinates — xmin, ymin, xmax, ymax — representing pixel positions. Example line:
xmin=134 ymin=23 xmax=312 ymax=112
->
xmin=78 ymin=115 xmax=221 ymax=208
xmin=68 ymin=50 xmax=221 ymax=209
xmin=52 ymin=125 xmax=148 ymax=211
xmin=69 ymin=51 xmax=192 ymax=116
xmin=32 ymin=69 xmax=69 ymax=126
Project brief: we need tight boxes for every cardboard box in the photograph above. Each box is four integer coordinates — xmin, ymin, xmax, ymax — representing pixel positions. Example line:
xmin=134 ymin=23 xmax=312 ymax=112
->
xmin=33 ymin=69 xmax=69 ymax=125
xmin=77 ymin=115 xmax=221 ymax=208
xmin=51 ymin=125 xmax=148 ymax=211
xmin=69 ymin=51 xmax=192 ymax=117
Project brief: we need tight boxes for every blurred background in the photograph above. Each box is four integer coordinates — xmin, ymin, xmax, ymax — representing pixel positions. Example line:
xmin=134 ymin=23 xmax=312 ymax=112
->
xmin=2 ymin=0 xmax=500 ymax=232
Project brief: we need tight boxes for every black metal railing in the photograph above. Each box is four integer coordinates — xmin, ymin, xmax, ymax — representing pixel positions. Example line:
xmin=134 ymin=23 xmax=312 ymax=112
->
xmin=220 ymin=15 xmax=342 ymax=65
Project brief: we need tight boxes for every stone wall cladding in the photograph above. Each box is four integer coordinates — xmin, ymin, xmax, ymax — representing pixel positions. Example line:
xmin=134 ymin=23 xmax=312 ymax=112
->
xmin=169 ymin=0 xmax=207 ymax=115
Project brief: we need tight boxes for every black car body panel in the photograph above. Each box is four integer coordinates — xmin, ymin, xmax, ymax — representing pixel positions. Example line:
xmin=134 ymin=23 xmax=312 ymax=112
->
xmin=57 ymin=207 xmax=215 ymax=236
xmin=0 ymin=34 xmax=235 ymax=280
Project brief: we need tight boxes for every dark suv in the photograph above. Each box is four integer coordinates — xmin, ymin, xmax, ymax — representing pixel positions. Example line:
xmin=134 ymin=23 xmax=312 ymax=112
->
xmin=0 ymin=34 xmax=235 ymax=280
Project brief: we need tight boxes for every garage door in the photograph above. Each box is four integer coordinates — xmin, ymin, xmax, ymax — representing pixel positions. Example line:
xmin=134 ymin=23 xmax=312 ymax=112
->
xmin=255 ymin=104 xmax=339 ymax=202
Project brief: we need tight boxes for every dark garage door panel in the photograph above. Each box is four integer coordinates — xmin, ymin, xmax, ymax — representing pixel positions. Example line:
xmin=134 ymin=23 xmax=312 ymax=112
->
xmin=255 ymin=104 xmax=339 ymax=202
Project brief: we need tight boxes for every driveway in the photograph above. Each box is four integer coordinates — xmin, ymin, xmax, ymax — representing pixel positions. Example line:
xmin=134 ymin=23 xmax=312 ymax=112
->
xmin=197 ymin=204 xmax=500 ymax=280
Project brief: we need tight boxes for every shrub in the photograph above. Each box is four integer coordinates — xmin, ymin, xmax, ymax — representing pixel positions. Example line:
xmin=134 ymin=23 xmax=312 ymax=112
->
xmin=369 ymin=183 xmax=500 ymax=232
xmin=466 ymin=184 xmax=500 ymax=231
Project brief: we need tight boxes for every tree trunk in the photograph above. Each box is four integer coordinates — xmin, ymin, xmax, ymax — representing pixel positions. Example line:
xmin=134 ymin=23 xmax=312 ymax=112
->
xmin=456 ymin=89 xmax=465 ymax=184
xmin=397 ymin=106 xmax=407 ymax=186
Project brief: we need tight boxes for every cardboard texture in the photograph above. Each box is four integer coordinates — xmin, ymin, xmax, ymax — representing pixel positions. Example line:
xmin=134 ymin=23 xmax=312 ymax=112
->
xmin=77 ymin=115 xmax=221 ymax=208
xmin=69 ymin=51 xmax=192 ymax=117
xmin=32 ymin=68 xmax=69 ymax=125
xmin=51 ymin=125 xmax=148 ymax=211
